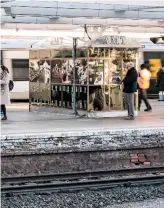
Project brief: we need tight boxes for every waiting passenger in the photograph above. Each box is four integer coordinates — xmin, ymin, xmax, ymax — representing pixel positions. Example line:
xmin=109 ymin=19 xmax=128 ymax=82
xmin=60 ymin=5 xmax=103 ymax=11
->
xmin=156 ymin=61 xmax=164 ymax=101
xmin=138 ymin=64 xmax=152 ymax=111
xmin=122 ymin=62 xmax=138 ymax=120
xmin=0 ymin=65 xmax=10 ymax=120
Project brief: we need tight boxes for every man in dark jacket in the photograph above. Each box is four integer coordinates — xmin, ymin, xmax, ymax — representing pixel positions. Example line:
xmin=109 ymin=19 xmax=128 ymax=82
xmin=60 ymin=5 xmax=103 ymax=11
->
xmin=122 ymin=62 xmax=138 ymax=120
xmin=156 ymin=61 xmax=164 ymax=101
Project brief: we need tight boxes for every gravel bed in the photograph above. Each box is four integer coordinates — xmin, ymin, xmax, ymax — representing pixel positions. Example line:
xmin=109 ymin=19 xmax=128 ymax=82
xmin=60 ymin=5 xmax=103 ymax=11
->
xmin=107 ymin=198 xmax=164 ymax=208
xmin=2 ymin=184 xmax=164 ymax=208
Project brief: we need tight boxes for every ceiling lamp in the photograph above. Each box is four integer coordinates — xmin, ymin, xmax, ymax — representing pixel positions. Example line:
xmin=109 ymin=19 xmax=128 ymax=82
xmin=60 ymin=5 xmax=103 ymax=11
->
xmin=150 ymin=36 xmax=164 ymax=44
xmin=150 ymin=37 xmax=160 ymax=44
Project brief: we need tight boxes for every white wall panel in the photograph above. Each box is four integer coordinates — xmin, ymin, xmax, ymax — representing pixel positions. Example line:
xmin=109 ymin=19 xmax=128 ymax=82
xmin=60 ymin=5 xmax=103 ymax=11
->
xmin=3 ymin=50 xmax=29 ymax=59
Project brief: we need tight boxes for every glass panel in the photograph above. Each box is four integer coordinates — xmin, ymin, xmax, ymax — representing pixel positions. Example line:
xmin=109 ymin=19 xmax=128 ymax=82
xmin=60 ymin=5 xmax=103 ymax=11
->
xmin=51 ymin=60 xmax=62 ymax=84
xmin=88 ymin=47 xmax=110 ymax=58
xmin=88 ymin=86 xmax=104 ymax=112
xmin=110 ymin=59 xmax=122 ymax=83
xmin=51 ymin=49 xmax=63 ymax=58
xmin=104 ymin=60 xmax=109 ymax=85
xmin=29 ymin=50 xmax=39 ymax=59
xmin=51 ymin=85 xmax=62 ymax=107
xmin=110 ymin=48 xmax=122 ymax=59
xmin=88 ymin=60 xmax=104 ymax=85
xmin=76 ymin=86 xmax=87 ymax=110
xmin=62 ymin=59 xmax=88 ymax=85
xmin=88 ymin=47 xmax=99 ymax=58
xmin=144 ymin=51 xmax=164 ymax=60
xmin=29 ymin=82 xmax=39 ymax=103
xmin=75 ymin=59 xmax=88 ymax=85
xmin=29 ymin=60 xmax=40 ymax=82
xmin=109 ymin=59 xmax=122 ymax=110
xmin=39 ymin=50 xmax=51 ymax=59
xmin=29 ymin=60 xmax=40 ymax=103
xmin=39 ymin=83 xmax=51 ymax=104
xmin=76 ymin=49 xmax=87 ymax=58
xmin=12 ymin=59 xmax=29 ymax=81
xmin=63 ymin=49 xmax=72 ymax=58
xmin=13 ymin=67 xmax=29 ymax=81
xmin=39 ymin=60 xmax=51 ymax=104
xmin=62 ymin=60 xmax=72 ymax=84
xmin=123 ymin=49 xmax=136 ymax=59
xmin=147 ymin=79 xmax=159 ymax=96
xmin=149 ymin=59 xmax=161 ymax=78
xmin=62 ymin=85 xmax=72 ymax=108
xmin=110 ymin=85 xmax=122 ymax=110
xmin=104 ymin=85 xmax=110 ymax=111
xmin=144 ymin=52 xmax=164 ymax=95
xmin=12 ymin=59 xmax=29 ymax=68
xmin=39 ymin=60 xmax=51 ymax=84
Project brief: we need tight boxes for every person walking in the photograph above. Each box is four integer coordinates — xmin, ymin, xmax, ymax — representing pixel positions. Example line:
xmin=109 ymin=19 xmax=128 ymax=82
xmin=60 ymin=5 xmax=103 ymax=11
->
xmin=122 ymin=62 xmax=138 ymax=120
xmin=156 ymin=61 xmax=164 ymax=101
xmin=0 ymin=65 xmax=10 ymax=120
xmin=138 ymin=64 xmax=152 ymax=111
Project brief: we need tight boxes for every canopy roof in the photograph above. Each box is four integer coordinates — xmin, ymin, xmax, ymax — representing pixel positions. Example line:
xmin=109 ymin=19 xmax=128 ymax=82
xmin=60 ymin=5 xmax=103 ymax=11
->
xmin=89 ymin=36 xmax=141 ymax=48
xmin=31 ymin=37 xmax=86 ymax=49
xmin=1 ymin=0 xmax=164 ymax=41
xmin=31 ymin=35 xmax=141 ymax=49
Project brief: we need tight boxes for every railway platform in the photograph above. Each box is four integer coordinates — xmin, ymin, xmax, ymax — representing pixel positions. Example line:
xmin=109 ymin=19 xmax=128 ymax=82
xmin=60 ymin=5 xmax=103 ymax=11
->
xmin=1 ymin=99 xmax=164 ymax=177
xmin=1 ymin=99 xmax=164 ymax=135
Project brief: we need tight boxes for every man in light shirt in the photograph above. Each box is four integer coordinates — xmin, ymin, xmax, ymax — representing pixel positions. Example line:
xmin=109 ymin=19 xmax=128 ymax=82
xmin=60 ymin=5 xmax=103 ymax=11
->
xmin=138 ymin=64 xmax=152 ymax=111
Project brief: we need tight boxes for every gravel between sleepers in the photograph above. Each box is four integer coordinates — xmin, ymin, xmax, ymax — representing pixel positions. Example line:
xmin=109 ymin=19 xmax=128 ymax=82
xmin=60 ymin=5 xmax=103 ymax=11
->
xmin=1 ymin=184 xmax=164 ymax=208
xmin=107 ymin=198 xmax=164 ymax=208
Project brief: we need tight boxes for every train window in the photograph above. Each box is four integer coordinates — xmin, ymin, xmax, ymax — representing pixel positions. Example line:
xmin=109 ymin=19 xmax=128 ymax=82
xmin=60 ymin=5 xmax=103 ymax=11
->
xmin=12 ymin=59 xmax=29 ymax=81
xmin=144 ymin=52 xmax=164 ymax=78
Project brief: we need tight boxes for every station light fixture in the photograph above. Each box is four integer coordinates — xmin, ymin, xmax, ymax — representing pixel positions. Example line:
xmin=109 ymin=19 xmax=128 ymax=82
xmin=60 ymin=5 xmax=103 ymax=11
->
xmin=150 ymin=37 xmax=159 ymax=44
xmin=150 ymin=37 xmax=164 ymax=44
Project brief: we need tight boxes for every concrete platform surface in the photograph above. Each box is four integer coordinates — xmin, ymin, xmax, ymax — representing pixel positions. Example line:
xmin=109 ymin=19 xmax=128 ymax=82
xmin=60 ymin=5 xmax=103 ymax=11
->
xmin=1 ymin=100 xmax=164 ymax=135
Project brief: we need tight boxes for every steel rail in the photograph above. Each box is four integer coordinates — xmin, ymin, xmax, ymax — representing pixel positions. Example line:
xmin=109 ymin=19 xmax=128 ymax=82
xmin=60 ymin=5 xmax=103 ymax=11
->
xmin=2 ymin=175 xmax=164 ymax=194
xmin=2 ymin=166 xmax=164 ymax=184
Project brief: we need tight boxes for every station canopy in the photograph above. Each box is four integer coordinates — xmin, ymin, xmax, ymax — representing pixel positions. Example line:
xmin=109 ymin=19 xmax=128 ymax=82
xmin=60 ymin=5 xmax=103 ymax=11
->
xmin=1 ymin=0 xmax=164 ymax=46
xmin=31 ymin=35 xmax=141 ymax=49
xmin=32 ymin=37 xmax=86 ymax=49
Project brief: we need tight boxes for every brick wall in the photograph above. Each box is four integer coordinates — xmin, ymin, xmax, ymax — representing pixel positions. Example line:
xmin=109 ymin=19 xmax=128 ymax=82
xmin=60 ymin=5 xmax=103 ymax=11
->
xmin=1 ymin=127 xmax=164 ymax=156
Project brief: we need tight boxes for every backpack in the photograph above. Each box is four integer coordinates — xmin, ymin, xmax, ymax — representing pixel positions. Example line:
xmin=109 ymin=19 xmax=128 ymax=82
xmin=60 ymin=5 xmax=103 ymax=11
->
xmin=9 ymin=80 xmax=14 ymax=91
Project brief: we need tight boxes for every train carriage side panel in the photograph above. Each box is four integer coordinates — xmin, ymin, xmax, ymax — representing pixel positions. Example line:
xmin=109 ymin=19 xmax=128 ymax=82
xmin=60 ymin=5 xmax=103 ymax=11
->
xmin=141 ymin=42 xmax=164 ymax=98
xmin=3 ymin=50 xmax=29 ymax=100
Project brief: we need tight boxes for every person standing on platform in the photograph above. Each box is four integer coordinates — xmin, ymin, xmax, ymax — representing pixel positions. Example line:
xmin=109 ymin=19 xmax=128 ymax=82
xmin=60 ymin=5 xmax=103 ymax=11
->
xmin=122 ymin=62 xmax=138 ymax=120
xmin=0 ymin=65 xmax=10 ymax=120
xmin=138 ymin=64 xmax=152 ymax=111
xmin=156 ymin=61 xmax=164 ymax=101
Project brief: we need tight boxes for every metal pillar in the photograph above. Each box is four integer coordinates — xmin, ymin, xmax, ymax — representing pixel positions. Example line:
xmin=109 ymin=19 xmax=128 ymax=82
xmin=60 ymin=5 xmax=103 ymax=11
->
xmin=1 ymin=50 xmax=3 ymax=65
xmin=72 ymin=38 xmax=78 ymax=115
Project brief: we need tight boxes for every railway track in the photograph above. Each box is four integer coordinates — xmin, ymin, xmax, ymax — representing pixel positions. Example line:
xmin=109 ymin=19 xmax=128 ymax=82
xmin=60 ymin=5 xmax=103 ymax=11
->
xmin=2 ymin=166 xmax=164 ymax=194
xmin=3 ymin=166 xmax=164 ymax=184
